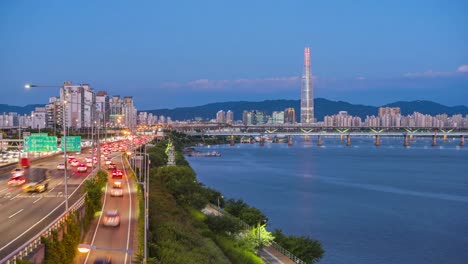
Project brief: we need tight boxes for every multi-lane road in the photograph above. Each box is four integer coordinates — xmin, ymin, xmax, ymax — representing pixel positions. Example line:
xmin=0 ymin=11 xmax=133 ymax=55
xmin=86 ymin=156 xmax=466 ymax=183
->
xmin=0 ymin=152 xmax=93 ymax=259
xmin=80 ymin=153 xmax=139 ymax=263
xmin=0 ymin=136 xmax=149 ymax=263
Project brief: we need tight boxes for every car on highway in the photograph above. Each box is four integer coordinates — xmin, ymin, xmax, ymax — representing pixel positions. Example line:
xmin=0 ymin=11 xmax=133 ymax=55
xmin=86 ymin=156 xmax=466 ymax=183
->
xmin=77 ymin=164 xmax=87 ymax=172
xmin=105 ymin=159 xmax=112 ymax=165
xmin=86 ymin=161 xmax=93 ymax=167
xmin=85 ymin=157 xmax=93 ymax=163
xmin=107 ymin=163 xmax=117 ymax=170
xmin=70 ymin=159 xmax=80 ymax=167
xmin=8 ymin=175 xmax=27 ymax=186
xmin=57 ymin=163 xmax=65 ymax=170
xmin=23 ymin=177 xmax=49 ymax=193
xmin=102 ymin=210 xmax=120 ymax=227
xmin=110 ymin=181 xmax=123 ymax=197
xmin=112 ymin=169 xmax=123 ymax=179
xmin=11 ymin=168 xmax=25 ymax=176
xmin=93 ymin=256 xmax=112 ymax=264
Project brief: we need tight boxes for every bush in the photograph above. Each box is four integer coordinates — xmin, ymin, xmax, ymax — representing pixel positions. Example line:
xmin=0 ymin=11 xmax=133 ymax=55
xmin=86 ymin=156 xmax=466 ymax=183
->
xmin=225 ymin=199 xmax=267 ymax=227
xmin=272 ymin=229 xmax=324 ymax=264
xmin=204 ymin=215 xmax=243 ymax=235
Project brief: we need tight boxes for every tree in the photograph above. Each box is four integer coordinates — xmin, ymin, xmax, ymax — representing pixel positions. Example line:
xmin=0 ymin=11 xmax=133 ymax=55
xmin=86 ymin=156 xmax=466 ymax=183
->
xmin=237 ymin=224 xmax=274 ymax=253
xmin=272 ymin=229 xmax=324 ymax=264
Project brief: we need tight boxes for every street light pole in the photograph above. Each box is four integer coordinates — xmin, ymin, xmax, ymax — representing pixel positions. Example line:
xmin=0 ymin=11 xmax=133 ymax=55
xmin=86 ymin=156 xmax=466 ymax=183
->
xmin=62 ymin=88 xmax=69 ymax=211
xmin=25 ymin=83 xmax=68 ymax=211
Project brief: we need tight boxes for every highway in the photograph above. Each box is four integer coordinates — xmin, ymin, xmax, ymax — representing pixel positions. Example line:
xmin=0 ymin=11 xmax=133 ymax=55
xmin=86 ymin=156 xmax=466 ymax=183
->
xmin=0 ymin=152 xmax=94 ymax=259
xmin=80 ymin=150 xmax=139 ymax=263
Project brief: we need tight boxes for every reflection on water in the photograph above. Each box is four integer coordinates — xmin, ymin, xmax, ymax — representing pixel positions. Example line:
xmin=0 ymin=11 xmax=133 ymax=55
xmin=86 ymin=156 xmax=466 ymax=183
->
xmin=188 ymin=138 xmax=468 ymax=264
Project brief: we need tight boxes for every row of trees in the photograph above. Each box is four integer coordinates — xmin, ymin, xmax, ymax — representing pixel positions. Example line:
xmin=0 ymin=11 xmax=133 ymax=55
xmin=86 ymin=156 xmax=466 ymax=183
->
xmin=143 ymin=132 xmax=324 ymax=263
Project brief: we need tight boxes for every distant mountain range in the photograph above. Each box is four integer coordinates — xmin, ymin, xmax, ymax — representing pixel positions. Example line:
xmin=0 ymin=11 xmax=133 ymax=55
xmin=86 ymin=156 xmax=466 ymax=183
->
xmin=143 ymin=99 xmax=468 ymax=121
xmin=2 ymin=99 xmax=467 ymax=122
xmin=0 ymin=104 xmax=45 ymax=115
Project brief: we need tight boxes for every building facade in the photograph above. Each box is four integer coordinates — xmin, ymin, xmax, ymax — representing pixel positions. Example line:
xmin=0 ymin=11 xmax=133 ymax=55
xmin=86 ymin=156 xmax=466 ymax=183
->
xmin=300 ymin=47 xmax=314 ymax=124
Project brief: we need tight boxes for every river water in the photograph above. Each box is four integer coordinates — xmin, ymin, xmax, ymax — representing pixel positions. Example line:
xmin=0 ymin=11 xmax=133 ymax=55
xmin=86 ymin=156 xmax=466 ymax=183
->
xmin=187 ymin=137 xmax=468 ymax=264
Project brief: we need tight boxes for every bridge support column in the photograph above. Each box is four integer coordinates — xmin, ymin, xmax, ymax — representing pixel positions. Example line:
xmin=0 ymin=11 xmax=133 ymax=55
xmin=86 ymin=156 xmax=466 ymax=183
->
xmin=460 ymin=135 xmax=465 ymax=147
xmin=317 ymin=135 xmax=323 ymax=146
xmin=304 ymin=135 xmax=310 ymax=142
xmin=443 ymin=134 xmax=448 ymax=142
xmin=250 ymin=137 xmax=255 ymax=144
xmin=260 ymin=135 xmax=265 ymax=147
xmin=346 ymin=135 xmax=351 ymax=146
xmin=230 ymin=135 xmax=235 ymax=147
xmin=340 ymin=135 xmax=344 ymax=142
xmin=375 ymin=135 xmax=381 ymax=147
xmin=432 ymin=135 xmax=438 ymax=147
xmin=409 ymin=134 xmax=414 ymax=141
xmin=403 ymin=135 xmax=410 ymax=147
xmin=288 ymin=135 xmax=293 ymax=146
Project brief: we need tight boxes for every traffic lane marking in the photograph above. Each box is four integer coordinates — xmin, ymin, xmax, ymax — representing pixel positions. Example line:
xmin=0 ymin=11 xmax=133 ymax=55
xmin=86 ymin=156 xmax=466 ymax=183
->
xmin=8 ymin=209 xmax=24 ymax=219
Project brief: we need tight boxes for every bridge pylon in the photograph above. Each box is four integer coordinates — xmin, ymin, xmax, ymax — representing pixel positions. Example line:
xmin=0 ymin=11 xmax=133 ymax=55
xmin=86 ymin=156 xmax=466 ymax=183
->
xmin=460 ymin=135 xmax=465 ymax=147
xmin=375 ymin=135 xmax=381 ymax=147
xmin=432 ymin=135 xmax=438 ymax=147
xmin=230 ymin=135 xmax=235 ymax=147
xmin=288 ymin=135 xmax=293 ymax=146
xmin=403 ymin=135 xmax=410 ymax=147
xmin=346 ymin=135 xmax=351 ymax=146
xmin=317 ymin=135 xmax=323 ymax=146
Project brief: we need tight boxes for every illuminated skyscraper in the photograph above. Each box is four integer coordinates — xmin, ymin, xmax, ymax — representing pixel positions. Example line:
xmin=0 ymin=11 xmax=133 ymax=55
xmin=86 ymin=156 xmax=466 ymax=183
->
xmin=300 ymin=47 xmax=314 ymax=124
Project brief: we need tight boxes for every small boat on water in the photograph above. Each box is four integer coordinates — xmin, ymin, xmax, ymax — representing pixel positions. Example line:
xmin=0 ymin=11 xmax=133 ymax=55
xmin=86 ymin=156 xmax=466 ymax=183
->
xmin=187 ymin=151 xmax=221 ymax=157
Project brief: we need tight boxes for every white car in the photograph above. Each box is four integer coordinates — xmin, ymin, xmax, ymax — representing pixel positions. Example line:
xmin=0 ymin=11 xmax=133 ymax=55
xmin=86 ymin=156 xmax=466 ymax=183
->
xmin=77 ymin=164 xmax=87 ymax=172
xmin=86 ymin=162 xmax=93 ymax=167
xmin=70 ymin=160 xmax=80 ymax=167
xmin=11 ymin=168 xmax=25 ymax=176
xmin=110 ymin=182 xmax=123 ymax=197
xmin=57 ymin=163 xmax=65 ymax=170
xmin=105 ymin=160 xmax=112 ymax=165
xmin=103 ymin=210 xmax=120 ymax=227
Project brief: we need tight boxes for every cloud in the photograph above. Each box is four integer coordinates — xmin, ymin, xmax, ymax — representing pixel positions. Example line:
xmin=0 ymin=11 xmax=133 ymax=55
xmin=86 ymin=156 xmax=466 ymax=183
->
xmin=356 ymin=76 xmax=365 ymax=80
xmin=160 ymin=76 xmax=302 ymax=91
xmin=457 ymin=65 xmax=468 ymax=73
xmin=404 ymin=65 xmax=468 ymax=78
xmin=403 ymin=70 xmax=452 ymax=78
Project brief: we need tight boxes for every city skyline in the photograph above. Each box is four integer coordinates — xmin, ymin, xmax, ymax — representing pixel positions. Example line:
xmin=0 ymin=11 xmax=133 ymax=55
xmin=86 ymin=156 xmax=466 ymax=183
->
xmin=1 ymin=1 xmax=467 ymax=109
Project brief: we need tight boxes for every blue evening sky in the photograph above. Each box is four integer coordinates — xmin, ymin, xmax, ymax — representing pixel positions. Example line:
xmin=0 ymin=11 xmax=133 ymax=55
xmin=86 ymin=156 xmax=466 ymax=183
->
xmin=1 ymin=0 xmax=467 ymax=110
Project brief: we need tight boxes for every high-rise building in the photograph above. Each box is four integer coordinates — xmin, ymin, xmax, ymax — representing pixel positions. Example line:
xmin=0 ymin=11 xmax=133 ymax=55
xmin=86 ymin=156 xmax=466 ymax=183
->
xmin=123 ymin=96 xmax=137 ymax=129
xmin=300 ymin=47 xmax=314 ymax=124
xmin=272 ymin=111 xmax=284 ymax=124
xmin=31 ymin=107 xmax=47 ymax=130
xmin=226 ymin=110 xmax=234 ymax=124
xmin=284 ymin=108 xmax=296 ymax=124
xmin=61 ymin=81 xmax=96 ymax=128
xmin=378 ymin=107 xmax=401 ymax=117
xmin=216 ymin=110 xmax=226 ymax=123
xmin=96 ymin=91 xmax=110 ymax=126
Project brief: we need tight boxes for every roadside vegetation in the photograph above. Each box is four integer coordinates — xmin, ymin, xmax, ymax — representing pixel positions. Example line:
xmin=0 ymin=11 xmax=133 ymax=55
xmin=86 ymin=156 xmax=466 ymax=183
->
xmin=144 ymin=132 xmax=324 ymax=263
xmin=39 ymin=169 xmax=108 ymax=263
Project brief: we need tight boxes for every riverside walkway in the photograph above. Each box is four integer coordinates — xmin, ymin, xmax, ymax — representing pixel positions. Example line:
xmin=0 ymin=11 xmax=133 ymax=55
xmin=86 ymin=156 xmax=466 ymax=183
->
xmin=203 ymin=204 xmax=304 ymax=264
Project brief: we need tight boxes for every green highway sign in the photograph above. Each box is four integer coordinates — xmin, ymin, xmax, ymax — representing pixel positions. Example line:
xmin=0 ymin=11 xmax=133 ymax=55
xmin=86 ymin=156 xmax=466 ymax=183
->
xmin=24 ymin=136 xmax=57 ymax=152
xmin=61 ymin=136 xmax=82 ymax=152
xmin=30 ymin=133 xmax=48 ymax=137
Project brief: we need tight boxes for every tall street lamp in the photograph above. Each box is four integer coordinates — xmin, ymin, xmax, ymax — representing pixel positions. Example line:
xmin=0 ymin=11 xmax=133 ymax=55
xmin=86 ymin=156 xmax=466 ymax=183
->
xmin=25 ymin=83 xmax=69 ymax=211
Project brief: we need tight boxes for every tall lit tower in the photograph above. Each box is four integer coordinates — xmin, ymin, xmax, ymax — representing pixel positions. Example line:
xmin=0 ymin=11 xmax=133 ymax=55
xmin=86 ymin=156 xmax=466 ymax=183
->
xmin=301 ymin=47 xmax=314 ymax=124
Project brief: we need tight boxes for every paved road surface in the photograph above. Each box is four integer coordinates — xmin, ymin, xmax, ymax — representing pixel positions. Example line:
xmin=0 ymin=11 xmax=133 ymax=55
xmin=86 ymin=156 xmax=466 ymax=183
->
xmin=0 ymin=152 xmax=96 ymax=259
xmin=81 ymin=153 xmax=138 ymax=264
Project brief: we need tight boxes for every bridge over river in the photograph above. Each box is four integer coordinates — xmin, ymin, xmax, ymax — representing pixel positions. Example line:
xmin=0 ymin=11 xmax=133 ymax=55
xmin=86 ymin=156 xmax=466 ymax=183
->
xmin=173 ymin=125 xmax=468 ymax=147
